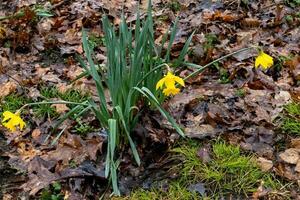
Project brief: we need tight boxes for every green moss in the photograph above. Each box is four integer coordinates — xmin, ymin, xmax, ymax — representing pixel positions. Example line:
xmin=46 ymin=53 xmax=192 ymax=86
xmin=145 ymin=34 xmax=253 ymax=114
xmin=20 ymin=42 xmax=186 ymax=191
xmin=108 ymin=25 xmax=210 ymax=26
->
xmin=172 ymin=140 xmax=280 ymax=198
xmin=157 ymin=15 xmax=169 ymax=22
xmin=113 ymin=182 xmax=199 ymax=200
xmin=285 ymin=15 xmax=294 ymax=23
xmin=285 ymin=102 xmax=300 ymax=116
xmin=281 ymin=102 xmax=300 ymax=135
xmin=4 ymin=41 xmax=11 ymax=48
xmin=282 ymin=118 xmax=300 ymax=135
xmin=112 ymin=140 xmax=288 ymax=199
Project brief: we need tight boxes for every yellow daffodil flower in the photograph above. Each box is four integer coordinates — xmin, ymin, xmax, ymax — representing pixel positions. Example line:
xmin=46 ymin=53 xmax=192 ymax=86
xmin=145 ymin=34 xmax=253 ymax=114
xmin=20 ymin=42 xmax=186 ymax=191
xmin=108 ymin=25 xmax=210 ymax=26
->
xmin=255 ymin=51 xmax=274 ymax=70
xmin=2 ymin=111 xmax=26 ymax=131
xmin=156 ymin=71 xmax=184 ymax=96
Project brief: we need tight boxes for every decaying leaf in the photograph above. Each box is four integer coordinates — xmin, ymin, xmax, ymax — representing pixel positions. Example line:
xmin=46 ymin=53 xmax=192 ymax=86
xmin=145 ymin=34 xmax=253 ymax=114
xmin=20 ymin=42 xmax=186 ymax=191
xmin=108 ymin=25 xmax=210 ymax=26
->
xmin=0 ymin=81 xmax=17 ymax=98
xmin=42 ymin=133 xmax=104 ymax=166
xmin=279 ymin=148 xmax=299 ymax=164
xmin=51 ymin=103 xmax=69 ymax=114
xmin=0 ymin=26 xmax=6 ymax=39
xmin=257 ymin=157 xmax=273 ymax=172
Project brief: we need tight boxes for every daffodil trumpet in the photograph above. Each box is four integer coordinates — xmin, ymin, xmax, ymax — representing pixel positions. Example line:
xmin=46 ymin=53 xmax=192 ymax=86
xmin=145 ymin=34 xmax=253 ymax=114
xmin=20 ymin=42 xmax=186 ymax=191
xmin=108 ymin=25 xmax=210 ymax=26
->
xmin=156 ymin=70 xmax=185 ymax=96
xmin=255 ymin=50 xmax=274 ymax=70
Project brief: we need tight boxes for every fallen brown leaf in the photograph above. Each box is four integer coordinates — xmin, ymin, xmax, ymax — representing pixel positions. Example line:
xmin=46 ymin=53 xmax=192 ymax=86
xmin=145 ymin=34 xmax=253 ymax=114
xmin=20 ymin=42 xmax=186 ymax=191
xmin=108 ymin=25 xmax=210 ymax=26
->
xmin=257 ymin=157 xmax=273 ymax=172
xmin=0 ymin=81 xmax=17 ymax=98
xmin=51 ymin=103 xmax=70 ymax=114
xmin=278 ymin=148 xmax=299 ymax=164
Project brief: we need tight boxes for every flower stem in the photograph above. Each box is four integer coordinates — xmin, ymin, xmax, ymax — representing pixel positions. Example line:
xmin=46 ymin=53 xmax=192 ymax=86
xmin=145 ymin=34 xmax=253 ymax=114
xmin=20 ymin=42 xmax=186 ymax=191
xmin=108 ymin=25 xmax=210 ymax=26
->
xmin=17 ymin=101 xmax=88 ymax=113
xmin=135 ymin=63 xmax=169 ymax=87
xmin=183 ymin=46 xmax=255 ymax=80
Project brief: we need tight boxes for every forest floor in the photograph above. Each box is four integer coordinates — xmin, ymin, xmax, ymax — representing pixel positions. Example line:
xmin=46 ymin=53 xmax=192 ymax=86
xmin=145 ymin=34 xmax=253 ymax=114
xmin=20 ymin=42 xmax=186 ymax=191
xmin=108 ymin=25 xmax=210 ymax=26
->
xmin=0 ymin=0 xmax=300 ymax=199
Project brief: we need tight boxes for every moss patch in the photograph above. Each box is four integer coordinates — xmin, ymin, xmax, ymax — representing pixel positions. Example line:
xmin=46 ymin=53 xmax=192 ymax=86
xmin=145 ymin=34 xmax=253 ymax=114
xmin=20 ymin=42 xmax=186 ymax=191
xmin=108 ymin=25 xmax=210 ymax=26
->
xmin=113 ymin=183 xmax=199 ymax=200
xmin=115 ymin=140 xmax=284 ymax=199
xmin=281 ymin=102 xmax=300 ymax=135
xmin=172 ymin=140 xmax=279 ymax=197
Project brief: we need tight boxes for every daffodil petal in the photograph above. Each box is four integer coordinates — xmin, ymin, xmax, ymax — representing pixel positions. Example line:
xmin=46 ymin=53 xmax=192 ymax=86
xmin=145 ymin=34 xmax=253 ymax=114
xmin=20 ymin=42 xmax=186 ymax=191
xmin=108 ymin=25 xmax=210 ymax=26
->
xmin=2 ymin=111 xmax=26 ymax=131
xmin=165 ymin=79 xmax=176 ymax=88
xmin=156 ymin=77 xmax=166 ymax=90
xmin=255 ymin=51 xmax=273 ymax=69
xmin=174 ymin=76 xmax=185 ymax=87
xmin=2 ymin=111 xmax=15 ymax=122
xmin=3 ymin=121 xmax=16 ymax=131
xmin=255 ymin=57 xmax=261 ymax=68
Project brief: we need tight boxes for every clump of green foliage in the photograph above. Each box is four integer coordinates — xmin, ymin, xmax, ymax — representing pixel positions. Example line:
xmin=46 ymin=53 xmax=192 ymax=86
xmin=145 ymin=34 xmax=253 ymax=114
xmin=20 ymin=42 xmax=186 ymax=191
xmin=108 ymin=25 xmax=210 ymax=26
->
xmin=285 ymin=0 xmax=300 ymax=8
xmin=172 ymin=140 xmax=280 ymax=198
xmin=74 ymin=1 xmax=193 ymax=194
xmin=204 ymin=33 xmax=218 ymax=53
xmin=32 ymin=86 xmax=89 ymax=118
xmin=0 ymin=94 xmax=30 ymax=113
xmin=73 ymin=117 xmax=95 ymax=136
xmin=218 ymin=67 xmax=231 ymax=84
xmin=40 ymin=182 xmax=63 ymax=200
xmin=60 ymin=89 xmax=89 ymax=107
xmin=274 ymin=55 xmax=292 ymax=72
xmin=0 ymin=4 xmax=53 ymax=21
xmin=281 ymin=102 xmax=300 ymax=135
xmin=167 ymin=0 xmax=181 ymax=12
xmin=285 ymin=102 xmax=300 ymax=116
xmin=34 ymin=103 xmax=58 ymax=118
xmin=88 ymin=33 xmax=104 ymax=50
xmin=235 ymin=88 xmax=246 ymax=97
xmin=39 ymin=85 xmax=89 ymax=104
xmin=209 ymin=62 xmax=231 ymax=84
xmin=0 ymin=86 xmax=89 ymax=121
xmin=282 ymin=118 xmax=300 ymax=135
xmin=40 ymin=86 xmax=60 ymax=99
